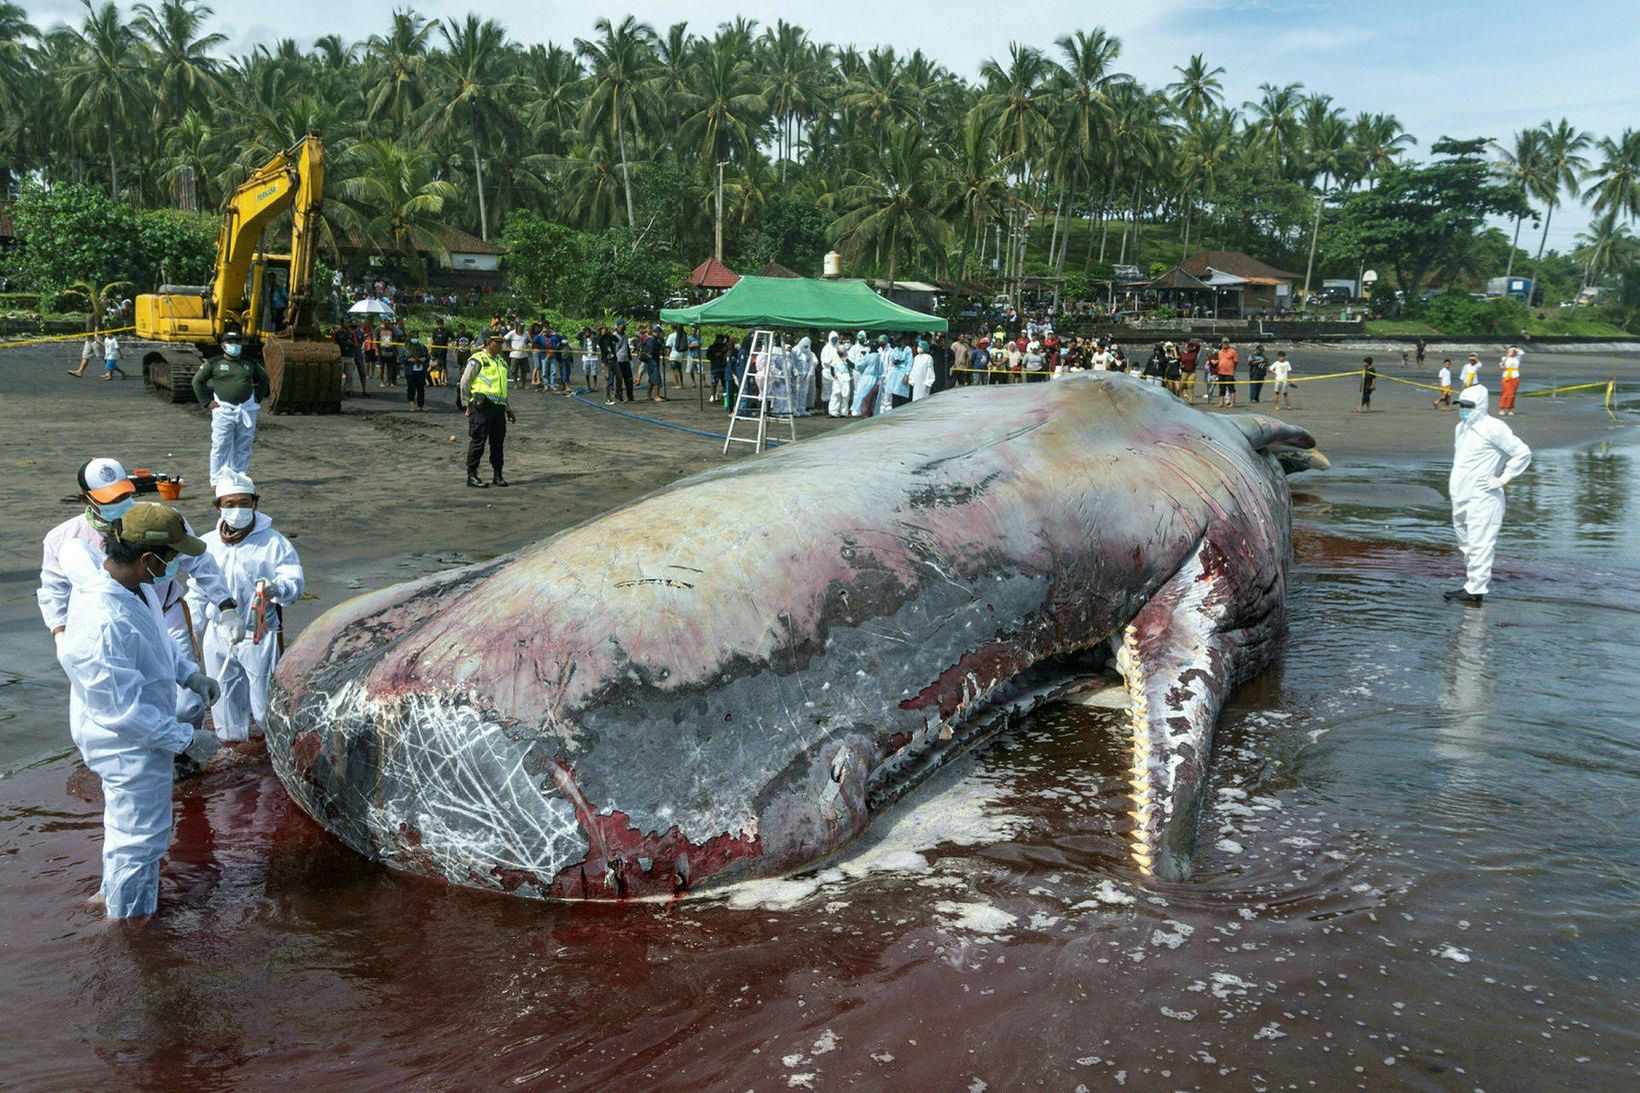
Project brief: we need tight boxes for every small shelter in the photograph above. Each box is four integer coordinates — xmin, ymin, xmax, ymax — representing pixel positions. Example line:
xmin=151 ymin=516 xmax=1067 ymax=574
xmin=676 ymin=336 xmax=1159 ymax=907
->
xmin=756 ymin=260 xmax=802 ymax=278
xmin=662 ymin=276 xmax=947 ymax=332
xmin=1178 ymin=250 xmax=1297 ymax=314
xmin=687 ymin=257 xmax=740 ymax=293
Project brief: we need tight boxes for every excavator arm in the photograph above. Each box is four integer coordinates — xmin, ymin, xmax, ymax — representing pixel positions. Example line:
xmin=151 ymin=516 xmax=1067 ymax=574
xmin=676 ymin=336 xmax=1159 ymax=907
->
xmin=134 ymin=133 xmax=343 ymax=413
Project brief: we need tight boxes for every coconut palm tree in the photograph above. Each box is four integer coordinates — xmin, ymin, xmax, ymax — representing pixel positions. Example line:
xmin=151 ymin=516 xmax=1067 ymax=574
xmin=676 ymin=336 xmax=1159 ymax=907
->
xmin=1529 ymin=118 xmax=1592 ymax=301
xmin=333 ymin=137 xmax=458 ymax=281
xmin=828 ymin=124 xmax=954 ymax=288
xmin=1584 ymin=128 xmax=1640 ymax=223
xmin=1351 ymin=112 xmax=1415 ymax=188
xmin=1490 ymin=128 xmax=1545 ymax=279
xmin=678 ymin=36 xmax=767 ymax=167
xmin=576 ymin=15 xmax=655 ymax=230
xmin=425 ymin=14 xmax=515 ymax=241
xmin=1300 ymin=98 xmax=1351 ymax=297
xmin=363 ymin=9 xmax=433 ymax=132
xmin=1049 ymin=28 xmax=1125 ymax=275
xmin=976 ymin=43 xmax=1053 ymax=178
xmin=947 ymin=112 xmax=1011 ymax=277
xmin=133 ymin=0 xmax=224 ymax=129
xmin=1179 ymin=108 xmax=1236 ymax=251
xmin=760 ymin=19 xmax=811 ymax=177
xmin=839 ymin=47 xmax=916 ymax=157
xmin=60 ymin=0 xmax=151 ymax=198
xmin=519 ymin=43 xmax=584 ymax=157
xmin=1244 ymin=82 xmax=1305 ymax=178
xmin=1168 ymin=53 xmax=1224 ymax=121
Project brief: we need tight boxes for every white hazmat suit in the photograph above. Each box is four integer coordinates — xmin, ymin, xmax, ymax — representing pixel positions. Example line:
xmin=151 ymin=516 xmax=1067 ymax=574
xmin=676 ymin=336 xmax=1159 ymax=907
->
xmin=40 ymin=512 xmax=237 ymax=726
xmin=187 ymin=503 xmax=304 ymax=742
xmin=57 ymin=566 xmax=215 ymax=918
xmin=910 ymin=348 xmax=936 ymax=401
xmin=789 ymin=337 xmax=818 ymax=416
xmin=1449 ymin=384 xmax=1531 ymax=597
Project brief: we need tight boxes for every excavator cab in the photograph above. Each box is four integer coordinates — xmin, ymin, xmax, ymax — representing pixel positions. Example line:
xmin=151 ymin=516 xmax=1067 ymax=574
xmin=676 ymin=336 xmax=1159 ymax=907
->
xmin=132 ymin=134 xmax=342 ymax=413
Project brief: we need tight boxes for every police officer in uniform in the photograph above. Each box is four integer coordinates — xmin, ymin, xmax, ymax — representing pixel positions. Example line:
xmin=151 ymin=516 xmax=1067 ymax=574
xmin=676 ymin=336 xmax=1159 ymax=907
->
xmin=191 ymin=331 xmax=270 ymax=484
xmin=458 ymin=333 xmax=516 ymax=488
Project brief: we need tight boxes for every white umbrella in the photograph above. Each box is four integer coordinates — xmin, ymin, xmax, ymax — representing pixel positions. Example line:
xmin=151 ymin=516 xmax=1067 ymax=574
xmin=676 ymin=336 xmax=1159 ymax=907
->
xmin=348 ymin=297 xmax=394 ymax=316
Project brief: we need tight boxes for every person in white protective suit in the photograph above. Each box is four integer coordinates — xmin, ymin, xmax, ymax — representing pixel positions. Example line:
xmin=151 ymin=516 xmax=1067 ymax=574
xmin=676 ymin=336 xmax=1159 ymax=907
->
xmin=845 ymin=331 xmax=869 ymax=416
xmin=186 ymin=470 xmax=305 ymax=743
xmin=789 ymin=337 xmax=818 ymax=416
xmin=57 ymin=503 xmax=223 ymax=920
xmin=1445 ymin=384 xmax=1532 ymax=605
xmin=909 ymin=339 xmax=936 ymax=401
xmin=851 ymin=335 xmax=888 ymax=417
xmin=819 ymin=331 xmax=840 ymax=411
xmin=826 ymin=332 xmax=853 ymax=417
xmin=39 ymin=458 xmax=245 ymax=732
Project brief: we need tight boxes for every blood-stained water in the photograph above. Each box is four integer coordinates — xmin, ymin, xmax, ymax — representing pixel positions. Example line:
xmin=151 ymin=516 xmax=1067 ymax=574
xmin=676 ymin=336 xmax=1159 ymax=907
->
xmin=2 ymin=442 xmax=1637 ymax=1089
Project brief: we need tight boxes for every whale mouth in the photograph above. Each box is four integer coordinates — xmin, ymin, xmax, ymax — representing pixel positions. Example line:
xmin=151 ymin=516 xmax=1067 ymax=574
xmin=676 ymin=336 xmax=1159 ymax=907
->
xmin=865 ymin=645 xmax=1112 ymax=814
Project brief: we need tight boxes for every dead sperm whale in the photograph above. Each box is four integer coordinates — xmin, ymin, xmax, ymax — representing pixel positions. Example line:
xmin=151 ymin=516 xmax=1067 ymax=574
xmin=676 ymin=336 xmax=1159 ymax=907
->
xmin=267 ymin=373 xmax=1324 ymax=898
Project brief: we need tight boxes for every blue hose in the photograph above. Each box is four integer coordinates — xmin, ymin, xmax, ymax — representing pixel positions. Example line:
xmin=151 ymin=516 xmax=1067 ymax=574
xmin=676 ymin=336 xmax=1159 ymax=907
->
xmin=568 ymin=390 xmax=784 ymax=447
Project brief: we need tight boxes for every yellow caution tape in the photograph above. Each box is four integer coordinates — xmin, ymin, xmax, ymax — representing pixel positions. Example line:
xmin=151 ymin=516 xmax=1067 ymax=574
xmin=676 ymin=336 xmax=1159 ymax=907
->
xmin=0 ymin=325 xmax=136 ymax=348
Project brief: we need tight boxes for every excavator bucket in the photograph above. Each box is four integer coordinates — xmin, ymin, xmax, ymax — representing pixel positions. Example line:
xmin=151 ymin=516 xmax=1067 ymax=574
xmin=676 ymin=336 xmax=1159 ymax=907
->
xmin=263 ymin=334 xmax=344 ymax=414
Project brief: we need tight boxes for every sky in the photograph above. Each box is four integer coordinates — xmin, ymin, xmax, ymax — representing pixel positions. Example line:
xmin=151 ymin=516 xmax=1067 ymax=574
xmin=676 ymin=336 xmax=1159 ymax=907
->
xmin=22 ymin=0 xmax=1640 ymax=248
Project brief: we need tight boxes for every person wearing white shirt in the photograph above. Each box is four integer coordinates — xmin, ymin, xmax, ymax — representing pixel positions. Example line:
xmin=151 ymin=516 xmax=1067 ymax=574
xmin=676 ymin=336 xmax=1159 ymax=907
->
xmin=1433 ymin=359 xmax=1454 ymax=411
xmin=1459 ymin=353 xmax=1480 ymax=389
xmin=1268 ymin=351 xmax=1295 ymax=409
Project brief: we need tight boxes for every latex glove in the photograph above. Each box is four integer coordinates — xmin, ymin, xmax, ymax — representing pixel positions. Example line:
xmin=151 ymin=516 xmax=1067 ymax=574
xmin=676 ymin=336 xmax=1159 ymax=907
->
xmin=218 ymin=605 xmax=246 ymax=644
xmin=1482 ymin=475 xmax=1507 ymax=491
xmin=184 ymin=671 xmax=221 ymax=706
xmin=181 ymin=728 xmax=221 ymax=767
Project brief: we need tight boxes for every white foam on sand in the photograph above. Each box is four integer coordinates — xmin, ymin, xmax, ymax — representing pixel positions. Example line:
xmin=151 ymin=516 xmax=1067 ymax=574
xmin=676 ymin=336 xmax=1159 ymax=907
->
xmin=934 ymin=900 xmax=1019 ymax=937
xmin=722 ymin=760 xmax=1029 ymax=911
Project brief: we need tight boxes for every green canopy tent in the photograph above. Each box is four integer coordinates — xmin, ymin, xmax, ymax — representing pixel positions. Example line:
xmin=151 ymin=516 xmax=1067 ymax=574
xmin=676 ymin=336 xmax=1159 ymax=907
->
xmin=661 ymin=275 xmax=947 ymax=332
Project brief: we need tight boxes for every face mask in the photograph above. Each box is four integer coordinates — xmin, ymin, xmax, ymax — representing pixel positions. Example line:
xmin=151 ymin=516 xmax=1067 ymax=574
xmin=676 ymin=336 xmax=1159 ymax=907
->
xmin=147 ymin=553 xmax=181 ymax=581
xmin=88 ymin=496 xmax=135 ymax=529
xmin=1459 ymin=408 xmax=1475 ymax=422
xmin=220 ymin=506 xmax=255 ymax=530
xmin=224 ymin=343 xmax=243 ymax=360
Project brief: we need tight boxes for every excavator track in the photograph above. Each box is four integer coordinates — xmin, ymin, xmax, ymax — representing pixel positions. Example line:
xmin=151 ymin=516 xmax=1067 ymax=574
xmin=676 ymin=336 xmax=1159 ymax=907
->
xmin=137 ymin=341 xmax=202 ymax=404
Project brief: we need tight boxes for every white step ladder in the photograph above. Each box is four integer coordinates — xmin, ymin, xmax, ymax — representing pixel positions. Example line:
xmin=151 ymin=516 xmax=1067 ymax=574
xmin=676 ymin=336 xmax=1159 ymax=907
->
xmin=723 ymin=328 xmax=797 ymax=454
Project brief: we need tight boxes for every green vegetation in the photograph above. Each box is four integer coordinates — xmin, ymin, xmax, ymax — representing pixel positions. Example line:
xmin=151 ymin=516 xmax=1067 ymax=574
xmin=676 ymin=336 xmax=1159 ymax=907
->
xmin=0 ymin=2 xmax=1633 ymax=324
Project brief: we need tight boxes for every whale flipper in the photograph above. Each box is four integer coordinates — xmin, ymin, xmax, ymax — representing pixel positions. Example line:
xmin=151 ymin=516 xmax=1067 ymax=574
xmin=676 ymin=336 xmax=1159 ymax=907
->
xmin=1116 ymin=538 xmax=1252 ymax=881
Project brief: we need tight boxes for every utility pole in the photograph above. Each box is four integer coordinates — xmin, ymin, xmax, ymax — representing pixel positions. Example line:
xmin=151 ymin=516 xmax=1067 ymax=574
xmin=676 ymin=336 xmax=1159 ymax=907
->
xmin=715 ymin=160 xmax=730 ymax=262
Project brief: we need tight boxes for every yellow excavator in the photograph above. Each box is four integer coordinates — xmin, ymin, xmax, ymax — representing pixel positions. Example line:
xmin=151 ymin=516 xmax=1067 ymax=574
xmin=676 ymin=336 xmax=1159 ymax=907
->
xmin=134 ymin=133 xmax=343 ymax=413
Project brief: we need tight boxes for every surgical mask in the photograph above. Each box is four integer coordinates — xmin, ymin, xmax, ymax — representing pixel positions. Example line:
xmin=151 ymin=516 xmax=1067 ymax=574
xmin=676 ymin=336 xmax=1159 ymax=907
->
xmin=147 ymin=553 xmax=181 ymax=581
xmin=220 ymin=506 xmax=255 ymax=530
xmin=86 ymin=496 xmax=135 ymax=531
xmin=1458 ymin=408 xmax=1475 ymax=422
xmin=224 ymin=343 xmax=243 ymax=360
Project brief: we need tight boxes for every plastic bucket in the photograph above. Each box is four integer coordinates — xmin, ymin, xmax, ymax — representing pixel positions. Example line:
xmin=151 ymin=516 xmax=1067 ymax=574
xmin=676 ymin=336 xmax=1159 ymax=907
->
xmin=155 ymin=479 xmax=183 ymax=500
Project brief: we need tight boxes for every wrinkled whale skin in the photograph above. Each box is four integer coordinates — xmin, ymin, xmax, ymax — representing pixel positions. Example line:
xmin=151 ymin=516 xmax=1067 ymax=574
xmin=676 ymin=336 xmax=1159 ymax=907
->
xmin=268 ymin=374 xmax=1317 ymax=898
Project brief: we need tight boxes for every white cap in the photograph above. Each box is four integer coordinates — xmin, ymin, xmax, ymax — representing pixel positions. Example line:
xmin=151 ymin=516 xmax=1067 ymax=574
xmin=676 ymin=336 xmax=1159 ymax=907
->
xmin=78 ymin=457 xmax=134 ymax=504
xmin=214 ymin=468 xmax=256 ymax=498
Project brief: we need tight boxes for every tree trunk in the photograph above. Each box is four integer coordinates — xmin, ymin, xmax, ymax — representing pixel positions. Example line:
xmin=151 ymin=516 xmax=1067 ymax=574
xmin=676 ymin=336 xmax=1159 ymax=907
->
xmin=107 ymin=127 xmax=118 ymax=200
xmin=1302 ymin=173 xmax=1329 ymax=298
xmin=617 ymin=112 xmax=636 ymax=228
xmin=1097 ymin=202 xmax=1110 ymax=264
xmin=472 ymin=135 xmax=489 ymax=241
xmin=1529 ymin=203 xmax=1555 ymax=305
xmin=1504 ymin=213 xmax=1523 ymax=280
xmin=1182 ymin=200 xmax=1192 ymax=255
